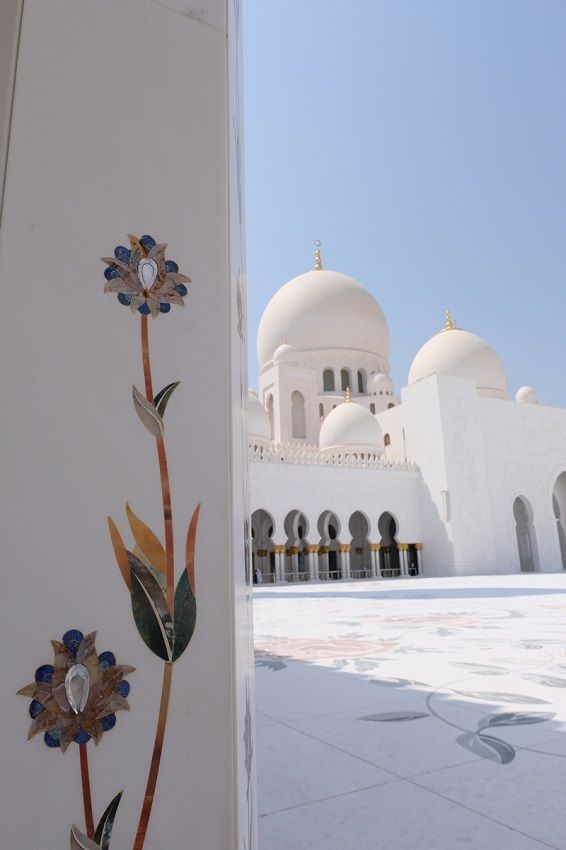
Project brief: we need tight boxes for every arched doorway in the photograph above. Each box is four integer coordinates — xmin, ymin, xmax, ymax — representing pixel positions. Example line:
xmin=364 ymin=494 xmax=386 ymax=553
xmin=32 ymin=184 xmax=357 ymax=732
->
xmin=553 ymin=473 xmax=566 ymax=569
xmin=251 ymin=509 xmax=275 ymax=583
xmin=284 ymin=509 xmax=309 ymax=582
xmin=291 ymin=391 xmax=306 ymax=439
xmin=266 ymin=394 xmax=274 ymax=441
xmin=513 ymin=496 xmax=538 ymax=573
xmin=378 ymin=512 xmax=400 ymax=578
xmin=349 ymin=511 xmax=371 ymax=578
xmin=317 ymin=510 xmax=341 ymax=580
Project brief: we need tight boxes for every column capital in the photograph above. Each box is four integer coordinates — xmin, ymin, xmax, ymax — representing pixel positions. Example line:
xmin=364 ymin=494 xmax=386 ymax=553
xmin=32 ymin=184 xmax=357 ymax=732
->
xmin=338 ymin=543 xmax=351 ymax=553
xmin=256 ymin=548 xmax=268 ymax=557
xmin=288 ymin=546 xmax=300 ymax=556
xmin=306 ymin=544 xmax=320 ymax=554
xmin=415 ymin=543 xmax=423 ymax=550
xmin=369 ymin=543 xmax=381 ymax=552
xmin=319 ymin=545 xmax=330 ymax=554
xmin=398 ymin=543 xmax=409 ymax=551
xmin=273 ymin=544 xmax=286 ymax=554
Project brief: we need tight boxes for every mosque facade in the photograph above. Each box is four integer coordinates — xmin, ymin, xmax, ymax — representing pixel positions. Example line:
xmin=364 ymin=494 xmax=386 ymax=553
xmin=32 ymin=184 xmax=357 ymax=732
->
xmin=249 ymin=248 xmax=566 ymax=582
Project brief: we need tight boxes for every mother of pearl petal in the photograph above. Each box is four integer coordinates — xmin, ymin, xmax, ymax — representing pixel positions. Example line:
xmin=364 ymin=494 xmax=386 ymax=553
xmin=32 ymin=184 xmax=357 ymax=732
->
xmin=138 ymin=257 xmax=158 ymax=288
xmin=65 ymin=663 xmax=90 ymax=714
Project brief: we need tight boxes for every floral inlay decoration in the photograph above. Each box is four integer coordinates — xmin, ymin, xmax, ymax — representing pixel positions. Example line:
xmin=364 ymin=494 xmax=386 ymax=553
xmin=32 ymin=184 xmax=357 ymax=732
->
xmin=18 ymin=629 xmax=133 ymax=752
xmin=18 ymin=235 xmax=201 ymax=850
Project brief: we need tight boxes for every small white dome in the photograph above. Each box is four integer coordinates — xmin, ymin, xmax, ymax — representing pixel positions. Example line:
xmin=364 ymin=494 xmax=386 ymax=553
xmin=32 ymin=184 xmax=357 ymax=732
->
xmin=248 ymin=390 xmax=271 ymax=441
xmin=516 ymin=386 xmax=539 ymax=405
xmin=408 ymin=327 xmax=508 ymax=400
xmin=257 ymin=268 xmax=390 ymax=368
xmin=273 ymin=343 xmax=299 ymax=364
xmin=368 ymin=372 xmax=393 ymax=395
xmin=319 ymin=401 xmax=383 ymax=454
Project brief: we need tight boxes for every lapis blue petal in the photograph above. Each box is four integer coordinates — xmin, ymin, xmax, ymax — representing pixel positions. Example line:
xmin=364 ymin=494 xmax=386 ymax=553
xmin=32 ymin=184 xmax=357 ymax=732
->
xmin=140 ymin=235 xmax=156 ymax=251
xmin=35 ymin=664 xmax=54 ymax=683
xmin=118 ymin=293 xmax=132 ymax=306
xmin=44 ymin=730 xmax=61 ymax=748
xmin=116 ymin=680 xmax=130 ymax=698
xmin=29 ymin=700 xmax=45 ymax=719
xmin=104 ymin=266 xmax=120 ymax=281
xmin=138 ymin=302 xmax=151 ymax=315
xmin=165 ymin=260 xmax=179 ymax=273
xmin=100 ymin=714 xmax=117 ymax=732
xmin=62 ymin=630 xmax=84 ymax=655
xmin=114 ymin=245 xmax=131 ymax=263
xmin=74 ymin=729 xmax=91 ymax=745
xmin=175 ymin=284 xmax=188 ymax=297
xmin=159 ymin=303 xmax=171 ymax=313
xmin=98 ymin=651 xmax=116 ymax=670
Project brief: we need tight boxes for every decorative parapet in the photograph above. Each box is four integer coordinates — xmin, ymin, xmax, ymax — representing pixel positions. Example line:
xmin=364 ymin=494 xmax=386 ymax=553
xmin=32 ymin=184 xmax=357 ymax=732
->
xmin=249 ymin=441 xmax=416 ymax=471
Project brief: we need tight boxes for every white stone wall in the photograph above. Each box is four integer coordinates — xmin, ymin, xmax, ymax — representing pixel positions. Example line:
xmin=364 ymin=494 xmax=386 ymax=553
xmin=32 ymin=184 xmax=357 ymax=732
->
xmin=0 ymin=2 xmax=253 ymax=849
xmin=478 ymin=396 xmax=566 ymax=573
xmin=250 ymin=461 xmax=422 ymax=547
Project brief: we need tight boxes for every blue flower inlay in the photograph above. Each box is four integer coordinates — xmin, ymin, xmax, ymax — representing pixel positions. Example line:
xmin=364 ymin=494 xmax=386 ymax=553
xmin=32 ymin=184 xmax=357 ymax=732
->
xmin=100 ymin=714 xmax=117 ymax=732
xmin=29 ymin=699 xmax=44 ymax=719
xmin=114 ymin=245 xmax=131 ymax=263
xmin=35 ymin=664 xmax=54 ymax=683
xmin=44 ymin=730 xmax=61 ymax=748
xmin=98 ymin=651 xmax=116 ymax=670
xmin=62 ymin=629 xmax=84 ymax=655
xmin=116 ymin=680 xmax=130 ymax=698
xmin=74 ymin=729 xmax=91 ymax=745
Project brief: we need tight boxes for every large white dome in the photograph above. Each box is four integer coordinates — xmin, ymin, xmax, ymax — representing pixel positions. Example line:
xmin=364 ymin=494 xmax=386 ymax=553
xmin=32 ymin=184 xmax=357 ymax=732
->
xmin=408 ymin=327 xmax=508 ymax=400
xmin=257 ymin=269 xmax=390 ymax=368
xmin=319 ymin=401 xmax=383 ymax=454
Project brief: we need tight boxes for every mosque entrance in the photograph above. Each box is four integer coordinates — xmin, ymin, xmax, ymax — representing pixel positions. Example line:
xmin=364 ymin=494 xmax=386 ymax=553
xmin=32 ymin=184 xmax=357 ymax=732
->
xmin=552 ymin=472 xmax=566 ymax=569
xmin=251 ymin=509 xmax=275 ymax=583
xmin=318 ymin=511 xmax=342 ymax=580
xmin=378 ymin=512 xmax=400 ymax=577
xmin=349 ymin=511 xmax=371 ymax=578
xmin=513 ymin=497 xmax=538 ymax=573
xmin=284 ymin=509 xmax=309 ymax=582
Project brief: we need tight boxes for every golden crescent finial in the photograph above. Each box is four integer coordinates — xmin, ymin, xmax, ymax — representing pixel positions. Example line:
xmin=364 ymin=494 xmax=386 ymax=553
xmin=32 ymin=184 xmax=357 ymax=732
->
xmin=314 ymin=240 xmax=323 ymax=271
xmin=444 ymin=309 xmax=455 ymax=330
xmin=345 ymin=385 xmax=352 ymax=402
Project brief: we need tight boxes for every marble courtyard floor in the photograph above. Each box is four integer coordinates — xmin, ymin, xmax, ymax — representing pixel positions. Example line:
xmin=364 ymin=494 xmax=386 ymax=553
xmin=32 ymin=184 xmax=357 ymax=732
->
xmin=253 ymin=574 xmax=566 ymax=850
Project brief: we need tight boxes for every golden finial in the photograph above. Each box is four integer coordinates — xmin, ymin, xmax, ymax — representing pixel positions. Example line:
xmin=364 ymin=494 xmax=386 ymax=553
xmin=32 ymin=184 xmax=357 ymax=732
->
xmin=444 ymin=309 xmax=455 ymax=331
xmin=314 ymin=240 xmax=323 ymax=271
xmin=345 ymin=385 xmax=352 ymax=402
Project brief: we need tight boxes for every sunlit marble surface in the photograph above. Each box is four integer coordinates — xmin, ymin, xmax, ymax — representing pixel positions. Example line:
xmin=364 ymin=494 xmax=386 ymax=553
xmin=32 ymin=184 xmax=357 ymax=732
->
xmin=254 ymin=574 xmax=566 ymax=850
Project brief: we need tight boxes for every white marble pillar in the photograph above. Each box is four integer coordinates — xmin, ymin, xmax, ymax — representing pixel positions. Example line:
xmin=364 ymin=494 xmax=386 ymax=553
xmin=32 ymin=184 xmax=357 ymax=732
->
xmin=0 ymin=2 xmax=255 ymax=849
xmin=305 ymin=546 xmax=320 ymax=581
xmin=288 ymin=547 xmax=299 ymax=580
xmin=399 ymin=545 xmax=409 ymax=576
xmin=319 ymin=548 xmax=330 ymax=579
xmin=415 ymin=544 xmax=423 ymax=575
xmin=370 ymin=544 xmax=381 ymax=578
xmin=273 ymin=545 xmax=286 ymax=583
xmin=339 ymin=544 xmax=351 ymax=580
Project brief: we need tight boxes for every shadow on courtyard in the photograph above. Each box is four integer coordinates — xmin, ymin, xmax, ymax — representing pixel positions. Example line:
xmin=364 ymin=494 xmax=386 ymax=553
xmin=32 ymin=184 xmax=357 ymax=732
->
xmin=253 ymin=645 xmax=566 ymax=850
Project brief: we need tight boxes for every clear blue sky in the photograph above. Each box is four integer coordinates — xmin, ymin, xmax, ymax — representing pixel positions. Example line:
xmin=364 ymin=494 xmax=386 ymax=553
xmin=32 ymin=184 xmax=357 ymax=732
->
xmin=243 ymin=0 xmax=566 ymax=406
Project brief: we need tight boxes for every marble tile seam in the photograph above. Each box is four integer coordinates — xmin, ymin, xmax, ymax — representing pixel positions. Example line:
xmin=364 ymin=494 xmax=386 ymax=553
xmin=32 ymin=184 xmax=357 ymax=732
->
xmin=255 ymin=694 xmax=421 ymax=725
xmin=403 ymin=755 xmax=482 ymax=780
xmin=258 ymin=777 xmax=405 ymax=819
xmin=270 ymin=716 xmax=401 ymax=778
xmin=404 ymin=778 xmax=563 ymax=850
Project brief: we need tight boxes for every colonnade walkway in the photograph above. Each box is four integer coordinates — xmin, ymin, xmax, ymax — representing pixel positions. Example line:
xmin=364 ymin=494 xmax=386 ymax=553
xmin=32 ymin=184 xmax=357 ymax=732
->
xmin=254 ymin=574 xmax=566 ymax=850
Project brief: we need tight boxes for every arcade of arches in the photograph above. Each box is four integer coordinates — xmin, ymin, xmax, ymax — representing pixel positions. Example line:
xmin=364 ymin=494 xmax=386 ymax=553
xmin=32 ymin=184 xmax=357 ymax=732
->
xmin=251 ymin=508 xmax=422 ymax=583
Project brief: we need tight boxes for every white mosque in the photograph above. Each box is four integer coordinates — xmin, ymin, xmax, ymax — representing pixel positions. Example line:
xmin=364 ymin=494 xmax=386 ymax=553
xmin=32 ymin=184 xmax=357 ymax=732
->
xmin=248 ymin=245 xmax=566 ymax=582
